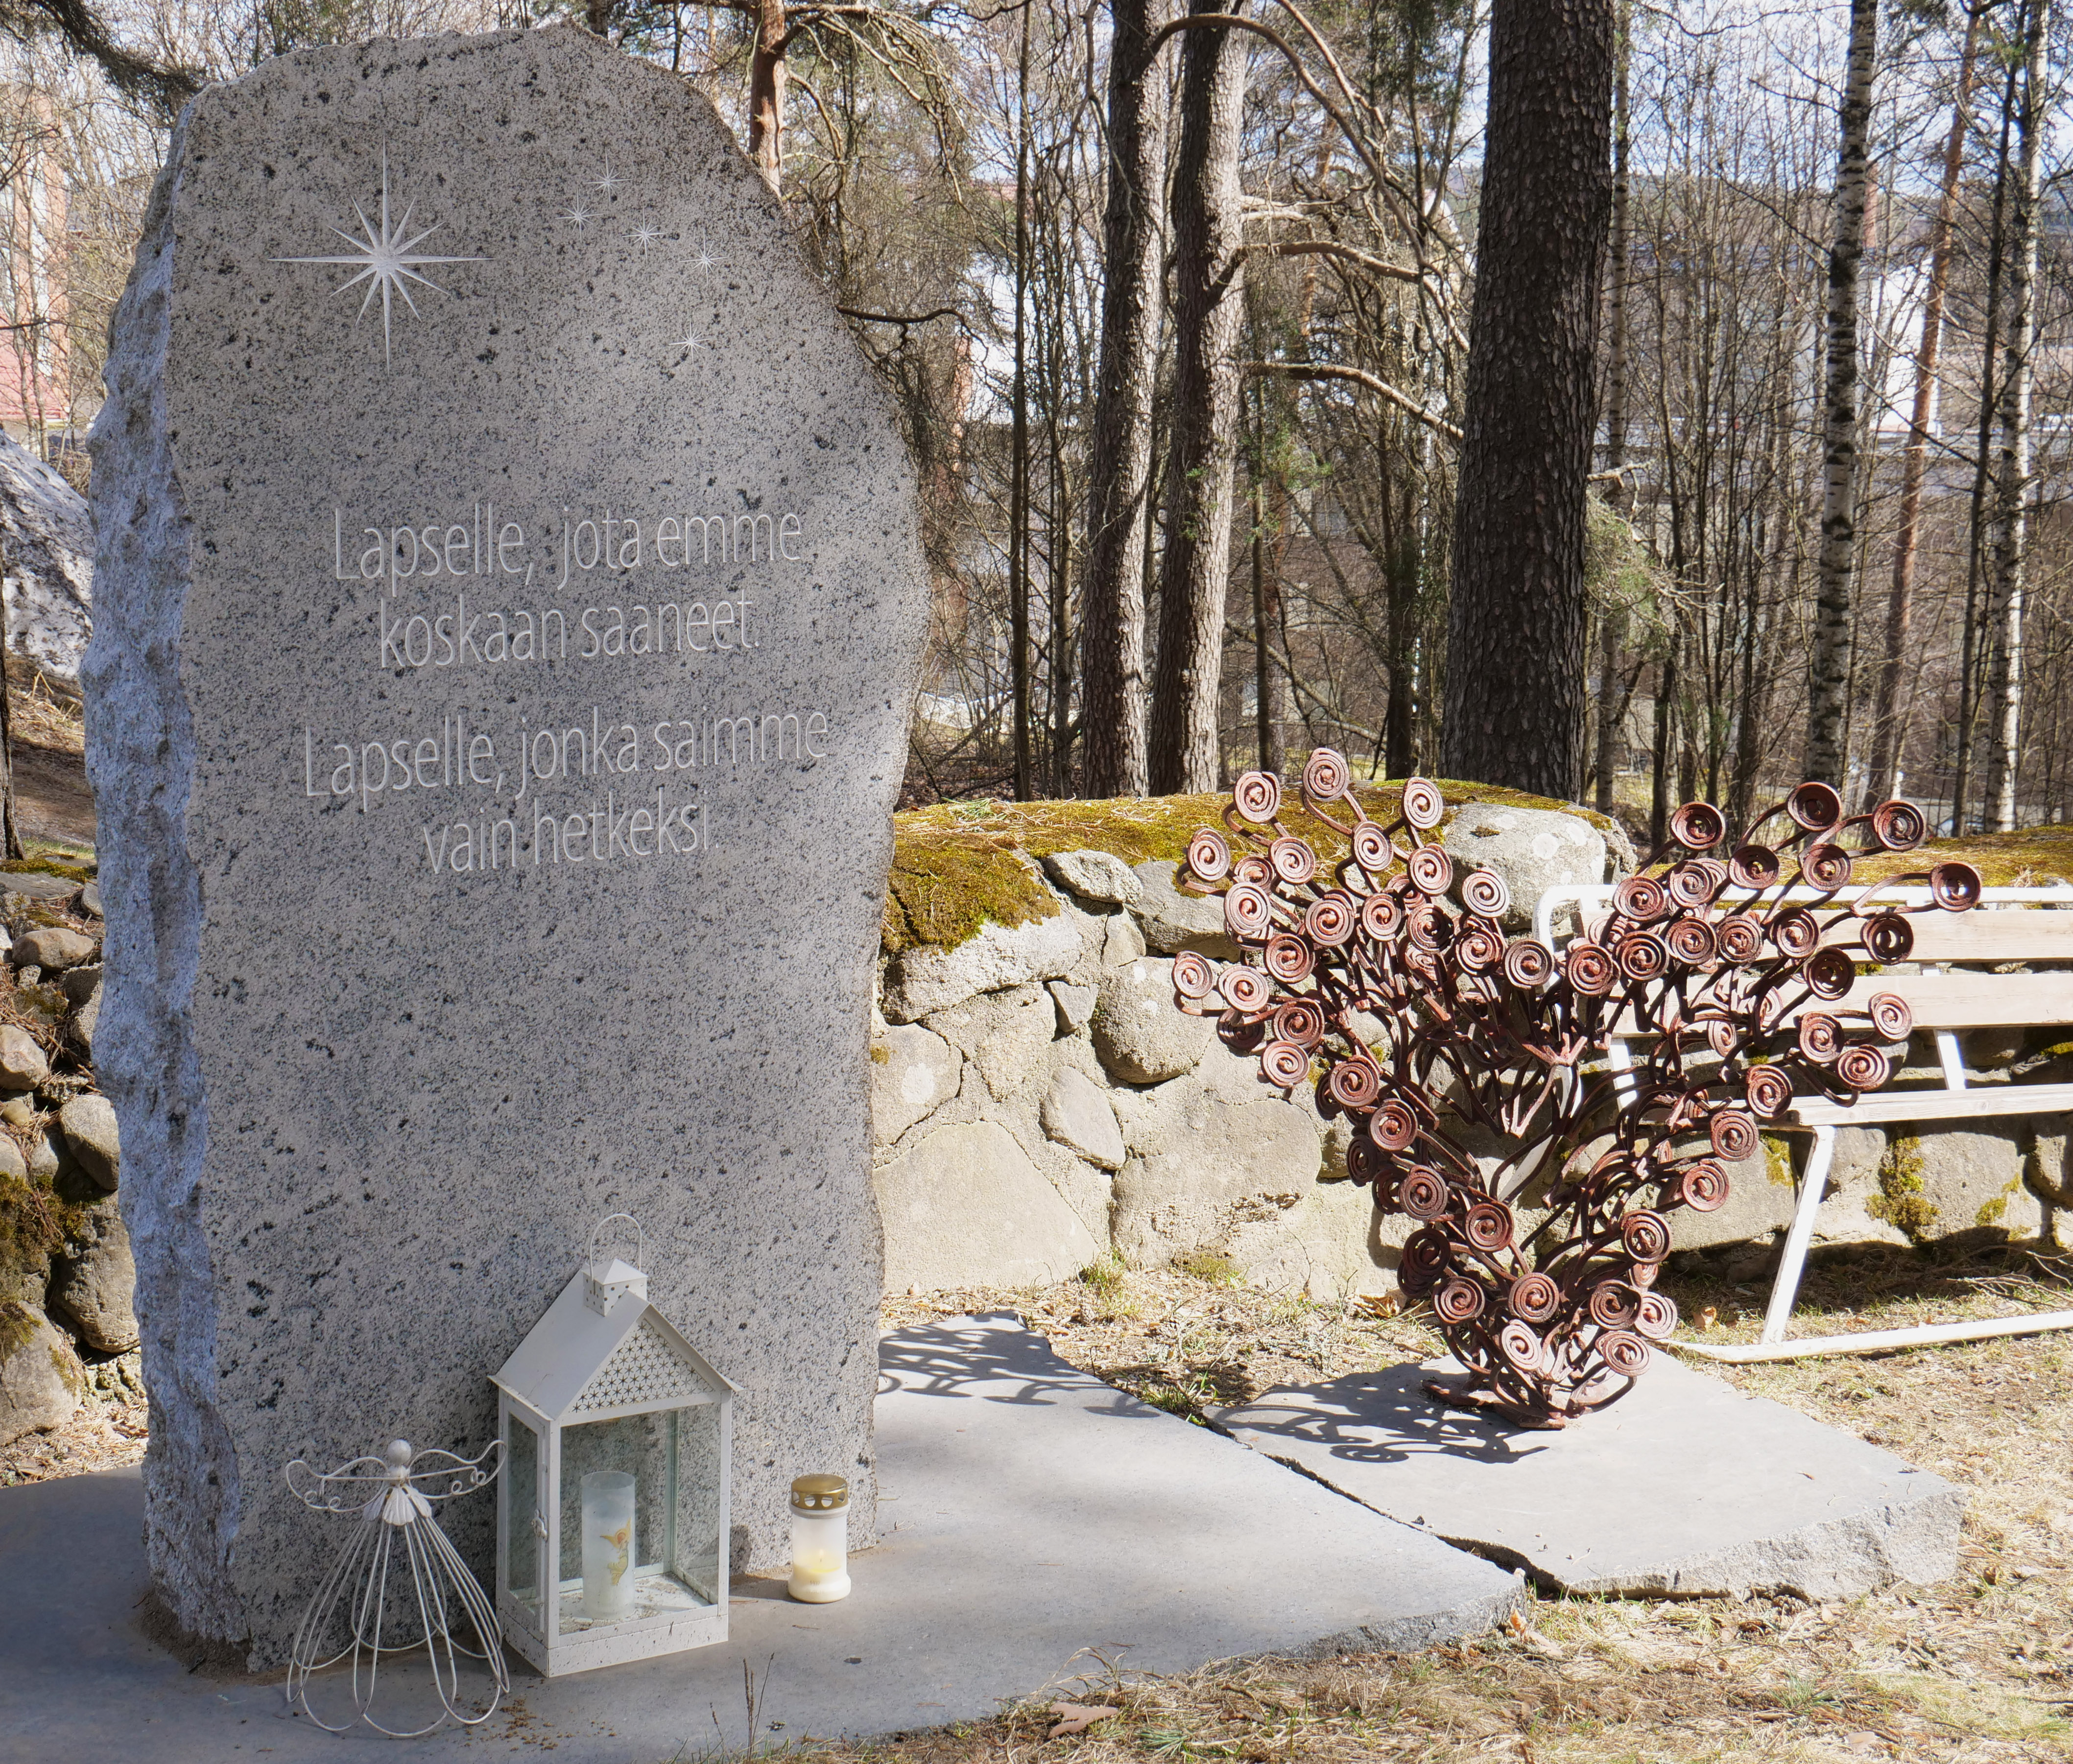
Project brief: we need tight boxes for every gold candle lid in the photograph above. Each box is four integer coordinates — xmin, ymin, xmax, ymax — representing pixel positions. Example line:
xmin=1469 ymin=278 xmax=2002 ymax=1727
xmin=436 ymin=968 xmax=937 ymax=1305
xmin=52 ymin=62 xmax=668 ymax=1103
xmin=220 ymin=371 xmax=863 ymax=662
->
xmin=791 ymin=1473 xmax=849 ymax=1511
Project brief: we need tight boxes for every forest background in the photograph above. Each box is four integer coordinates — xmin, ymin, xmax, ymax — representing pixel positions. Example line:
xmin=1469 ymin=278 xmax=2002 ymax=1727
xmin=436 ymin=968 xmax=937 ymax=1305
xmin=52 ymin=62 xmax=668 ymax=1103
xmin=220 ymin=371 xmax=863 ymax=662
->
xmin=5 ymin=0 xmax=2071 ymax=845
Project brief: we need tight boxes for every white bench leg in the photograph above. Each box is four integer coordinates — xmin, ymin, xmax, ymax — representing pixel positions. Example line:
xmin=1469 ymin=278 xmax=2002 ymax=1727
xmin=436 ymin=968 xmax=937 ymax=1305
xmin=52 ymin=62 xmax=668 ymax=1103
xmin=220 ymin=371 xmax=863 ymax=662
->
xmin=1761 ymin=1127 xmax=1835 ymax=1344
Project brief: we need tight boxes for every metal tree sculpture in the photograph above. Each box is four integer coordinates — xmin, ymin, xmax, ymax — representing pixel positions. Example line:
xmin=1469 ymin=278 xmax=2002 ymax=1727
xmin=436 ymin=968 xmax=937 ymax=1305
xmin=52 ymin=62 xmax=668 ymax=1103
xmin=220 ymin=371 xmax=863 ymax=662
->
xmin=1173 ymin=752 xmax=1981 ymax=1427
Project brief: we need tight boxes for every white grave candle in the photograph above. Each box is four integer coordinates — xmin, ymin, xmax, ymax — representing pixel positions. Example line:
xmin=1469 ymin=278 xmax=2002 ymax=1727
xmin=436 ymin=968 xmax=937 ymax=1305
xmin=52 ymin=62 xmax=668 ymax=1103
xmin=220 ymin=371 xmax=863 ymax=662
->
xmin=580 ymin=1471 xmax=636 ymax=1620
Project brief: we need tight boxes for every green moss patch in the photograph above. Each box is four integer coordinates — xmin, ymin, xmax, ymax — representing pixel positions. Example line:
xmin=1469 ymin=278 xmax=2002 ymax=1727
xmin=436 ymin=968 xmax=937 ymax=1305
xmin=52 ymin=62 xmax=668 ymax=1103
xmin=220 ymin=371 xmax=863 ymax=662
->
xmin=885 ymin=780 xmax=1616 ymax=955
xmin=1869 ymin=1134 xmax=1937 ymax=1243
xmin=0 ymin=857 xmax=93 ymax=885
xmin=1853 ymin=823 xmax=2073 ymax=890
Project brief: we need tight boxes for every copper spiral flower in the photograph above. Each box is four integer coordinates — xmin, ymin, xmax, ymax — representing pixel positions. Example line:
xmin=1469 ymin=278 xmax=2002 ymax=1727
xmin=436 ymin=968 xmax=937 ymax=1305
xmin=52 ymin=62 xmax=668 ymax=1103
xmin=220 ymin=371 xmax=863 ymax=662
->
xmin=1270 ymin=836 xmax=1318 ymax=885
xmin=1232 ymin=770 xmax=1282 ymax=823
xmin=1186 ymin=827 xmax=1232 ymax=884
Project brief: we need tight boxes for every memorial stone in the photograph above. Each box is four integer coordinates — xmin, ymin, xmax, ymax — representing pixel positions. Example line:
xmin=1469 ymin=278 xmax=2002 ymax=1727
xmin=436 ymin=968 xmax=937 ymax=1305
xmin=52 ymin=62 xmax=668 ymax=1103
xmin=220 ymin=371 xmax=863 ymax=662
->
xmin=86 ymin=26 xmax=927 ymax=1662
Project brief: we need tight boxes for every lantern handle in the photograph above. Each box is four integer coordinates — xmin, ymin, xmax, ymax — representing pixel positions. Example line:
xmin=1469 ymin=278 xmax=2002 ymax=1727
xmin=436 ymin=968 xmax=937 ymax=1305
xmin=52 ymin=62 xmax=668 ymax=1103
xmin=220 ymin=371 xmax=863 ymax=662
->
xmin=586 ymin=1212 xmax=646 ymax=1278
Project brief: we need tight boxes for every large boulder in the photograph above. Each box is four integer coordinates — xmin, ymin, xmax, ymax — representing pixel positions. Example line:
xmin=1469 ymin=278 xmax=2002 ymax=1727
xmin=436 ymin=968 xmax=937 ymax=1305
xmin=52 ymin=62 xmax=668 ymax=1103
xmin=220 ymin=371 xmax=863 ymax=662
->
xmin=1110 ymin=1066 xmax=1324 ymax=1267
xmin=1091 ymin=957 xmax=1218 ymax=1084
xmin=0 ymin=429 xmax=92 ymax=688
xmin=1669 ymin=1143 xmax=1795 ymax=1252
xmin=1041 ymin=848 xmax=1143 ymax=908
xmin=49 ymin=1199 xmax=139 ymax=1353
xmin=1039 ymin=1067 xmax=1126 ymax=1172
xmin=1870 ymin=1127 xmax=2042 ymax=1245
xmin=869 ymin=1024 xmax=961 ymax=1146
xmin=13 ymin=926 xmax=96 ymax=971
xmin=1220 ymin=1178 xmax=1393 ymax=1301
xmin=1130 ymin=860 xmax=1241 ymax=959
xmin=882 ymin=911 xmax=1085 ymax=1022
xmin=56 ymin=1093 xmax=119 ymax=1190
xmin=0 ymin=1026 xmax=48 ymax=1092
xmin=0 ymin=1301 xmax=84 ymax=1448
xmin=874 ymin=1120 xmax=1101 ymax=1291
xmin=1440 ymin=805 xmax=1609 ymax=930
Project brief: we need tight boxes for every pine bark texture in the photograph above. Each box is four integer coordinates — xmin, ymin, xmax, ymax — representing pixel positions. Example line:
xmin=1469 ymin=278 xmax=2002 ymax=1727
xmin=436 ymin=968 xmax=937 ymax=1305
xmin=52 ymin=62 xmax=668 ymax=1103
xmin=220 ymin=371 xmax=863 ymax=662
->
xmin=1441 ymin=0 xmax=1613 ymax=800
xmin=748 ymin=0 xmax=788 ymax=190
xmin=1985 ymin=0 xmax=2050 ymax=829
xmin=1149 ymin=0 xmax=1249 ymax=795
xmin=1866 ymin=10 xmax=1978 ymax=801
xmin=1802 ymin=0 xmax=1876 ymax=789
xmin=1078 ymin=0 xmax=1173 ymax=798
xmin=1593 ymin=1 xmax=1630 ymax=816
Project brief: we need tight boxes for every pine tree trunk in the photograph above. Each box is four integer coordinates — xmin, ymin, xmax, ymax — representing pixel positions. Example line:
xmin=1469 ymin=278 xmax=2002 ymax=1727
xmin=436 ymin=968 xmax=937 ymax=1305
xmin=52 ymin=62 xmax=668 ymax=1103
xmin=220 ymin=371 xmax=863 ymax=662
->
xmin=1593 ymin=0 xmax=1631 ymax=816
xmin=747 ymin=0 xmax=788 ymax=191
xmin=1078 ymin=0 xmax=1173 ymax=799
xmin=1149 ymin=0 xmax=1249 ymax=794
xmin=1865 ymin=11 xmax=1978 ymax=803
xmin=1440 ymin=0 xmax=1613 ymax=799
xmin=1009 ymin=3 xmax=1034 ymax=799
xmin=1802 ymin=0 xmax=1877 ymax=788
xmin=1984 ymin=0 xmax=2049 ymax=831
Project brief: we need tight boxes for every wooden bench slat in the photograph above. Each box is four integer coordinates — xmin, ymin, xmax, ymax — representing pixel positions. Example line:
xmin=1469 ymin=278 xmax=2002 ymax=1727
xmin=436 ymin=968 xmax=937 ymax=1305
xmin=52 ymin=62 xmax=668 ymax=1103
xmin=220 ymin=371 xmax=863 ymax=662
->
xmin=1825 ymin=970 xmax=2073 ymax=1028
xmin=1787 ymin=1081 xmax=2073 ymax=1127
xmin=1820 ymin=909 xmax=2073 ymax=963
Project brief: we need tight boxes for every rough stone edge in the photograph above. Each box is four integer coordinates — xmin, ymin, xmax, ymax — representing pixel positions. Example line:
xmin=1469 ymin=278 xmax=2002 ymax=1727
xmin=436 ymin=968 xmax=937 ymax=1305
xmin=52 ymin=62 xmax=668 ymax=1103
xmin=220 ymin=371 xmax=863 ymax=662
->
xmin=1537 ymin=1483 xmax=1967 ymax=1602
xmin=83 ymin=109 xmax=245 ymax=1649
xmin=1227 ymin=1430 xmax=1964 ymax=1604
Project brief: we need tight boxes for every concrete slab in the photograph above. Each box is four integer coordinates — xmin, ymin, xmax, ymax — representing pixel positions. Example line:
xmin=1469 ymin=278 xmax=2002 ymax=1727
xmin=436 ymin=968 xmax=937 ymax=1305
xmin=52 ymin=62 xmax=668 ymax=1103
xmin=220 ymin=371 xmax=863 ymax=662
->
xmin=0 ymin=1317 xmax=1516 ymax=1759
xmin=1216 ymin=1355 xmax=1964 ymax=1600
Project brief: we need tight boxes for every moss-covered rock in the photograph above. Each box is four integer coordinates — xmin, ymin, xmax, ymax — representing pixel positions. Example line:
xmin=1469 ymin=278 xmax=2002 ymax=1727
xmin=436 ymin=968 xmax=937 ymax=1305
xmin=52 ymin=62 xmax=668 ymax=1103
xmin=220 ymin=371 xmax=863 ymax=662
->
xmin=885 ymin=781 xmax=1622 ymax=956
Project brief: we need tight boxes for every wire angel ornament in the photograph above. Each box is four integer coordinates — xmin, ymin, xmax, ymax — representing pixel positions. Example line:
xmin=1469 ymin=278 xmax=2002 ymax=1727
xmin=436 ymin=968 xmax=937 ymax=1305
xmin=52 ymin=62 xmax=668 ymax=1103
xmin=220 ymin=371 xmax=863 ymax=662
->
xmin=284 ymin=1435 xmax=509 ymax=1736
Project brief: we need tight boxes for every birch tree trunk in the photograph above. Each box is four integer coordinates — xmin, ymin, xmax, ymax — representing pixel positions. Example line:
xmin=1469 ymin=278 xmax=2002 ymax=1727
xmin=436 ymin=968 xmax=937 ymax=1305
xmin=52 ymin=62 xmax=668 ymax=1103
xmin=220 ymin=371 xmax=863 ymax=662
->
xmin=1984 ymin=0 xmax=2050 ymax=830
xmin=1149 ymin=0 xmax=1249 ymax=794
xmin=1440 ymin=0 xmax=1612 ymax=799
xmin=1865 ymin=10 xmax=1978 ymax=802
xmin=1802 ymin=0 xmax=1876 ymax=789
xmin=1593 ymin=0 xmax=1631 ymax=816
xmin=1078 ymin=0 xmax=1172 ymax=799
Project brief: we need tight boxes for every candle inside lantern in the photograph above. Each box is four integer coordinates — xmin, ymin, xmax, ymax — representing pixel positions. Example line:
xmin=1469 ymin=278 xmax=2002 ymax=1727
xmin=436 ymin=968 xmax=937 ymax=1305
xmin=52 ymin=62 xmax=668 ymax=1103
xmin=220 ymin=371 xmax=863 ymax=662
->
xmin=580 ymin=1471 xmax=636 ymax=1621
xmin=787 ymin=1473 xmax=851 ymax=1603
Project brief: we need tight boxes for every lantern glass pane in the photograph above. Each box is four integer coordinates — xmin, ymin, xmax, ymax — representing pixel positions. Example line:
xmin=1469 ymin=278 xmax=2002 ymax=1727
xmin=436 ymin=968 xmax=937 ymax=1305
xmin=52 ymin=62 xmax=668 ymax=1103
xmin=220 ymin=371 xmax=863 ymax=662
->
xmin=504 ymin=1410 xmax=543 ymax=1624
xmin=672 ymin=1401 xmax=725 ymax=1602
xmin=555 ymin=1409 xmax=714 ymax=1635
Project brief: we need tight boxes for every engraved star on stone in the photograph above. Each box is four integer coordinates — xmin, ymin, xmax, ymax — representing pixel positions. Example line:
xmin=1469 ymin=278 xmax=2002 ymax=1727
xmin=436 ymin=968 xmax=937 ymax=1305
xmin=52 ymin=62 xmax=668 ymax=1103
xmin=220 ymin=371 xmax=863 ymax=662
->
xmin=563 ymin=203 xmax=594 ymax=227
xmin=594 ymin=164 xmax=622 ymax=196
xmin=631 ymin=224 xmax=663 ymax=251
xmin=669 ymin=322 xmax=706 ymax=355
xmin=690 ymin=231 xmax=721 ymax=271
xmin=272 ymin=150 xmax=479 ymax=364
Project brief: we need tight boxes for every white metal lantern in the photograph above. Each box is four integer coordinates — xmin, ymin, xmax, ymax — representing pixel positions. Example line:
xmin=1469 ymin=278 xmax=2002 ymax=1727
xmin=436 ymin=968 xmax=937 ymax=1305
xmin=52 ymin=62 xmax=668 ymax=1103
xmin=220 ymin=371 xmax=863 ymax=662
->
xmin=490 ymin=1216 xmax=735 ymax=1675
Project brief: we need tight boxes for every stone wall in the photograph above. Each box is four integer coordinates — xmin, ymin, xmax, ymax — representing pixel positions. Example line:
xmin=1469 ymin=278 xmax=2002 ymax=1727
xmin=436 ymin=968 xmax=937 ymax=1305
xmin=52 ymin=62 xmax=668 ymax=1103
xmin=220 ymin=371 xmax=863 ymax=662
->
xmin=871 ymin=795 xmax=2073 ymax=1298
xmin=0 ymin=866 xmax=135 ymax=1451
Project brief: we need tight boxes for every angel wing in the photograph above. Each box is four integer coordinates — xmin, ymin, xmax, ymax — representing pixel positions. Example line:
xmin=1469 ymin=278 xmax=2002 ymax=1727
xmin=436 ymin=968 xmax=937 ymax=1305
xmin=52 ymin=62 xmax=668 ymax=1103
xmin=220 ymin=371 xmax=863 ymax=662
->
xmin=285 ymin=1440 xmax=503 ymax=1518
xmin=401 ymin=1440 xmax=505 ymax=1502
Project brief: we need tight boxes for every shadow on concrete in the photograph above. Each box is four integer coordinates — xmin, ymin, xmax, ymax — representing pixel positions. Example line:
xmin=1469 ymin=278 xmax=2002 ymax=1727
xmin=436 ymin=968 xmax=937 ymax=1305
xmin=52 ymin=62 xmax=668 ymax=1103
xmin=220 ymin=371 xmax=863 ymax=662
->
xmin=1221 ymin=1362 xmax=1557 ymax=1470
xmin=877 ymin=1309 xmax=1166 ymax=1419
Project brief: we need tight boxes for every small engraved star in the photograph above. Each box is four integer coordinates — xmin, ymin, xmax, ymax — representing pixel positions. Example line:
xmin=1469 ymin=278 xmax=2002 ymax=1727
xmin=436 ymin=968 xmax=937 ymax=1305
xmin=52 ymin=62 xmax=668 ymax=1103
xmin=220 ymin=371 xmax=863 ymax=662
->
xmin=631 ymin=223 xmax=664 ymax=251
xmin=669 ymin=322 xmax=707 ymax=355
xmin=593 ymin=164 xmax=622 ymax=196
xmin=272 ymin=148 xmax=479 ymax=364
xmin=562 ymin=203 xmax=594 ymax=227
xmin=690 ymin=231 xmax=721 ymax=271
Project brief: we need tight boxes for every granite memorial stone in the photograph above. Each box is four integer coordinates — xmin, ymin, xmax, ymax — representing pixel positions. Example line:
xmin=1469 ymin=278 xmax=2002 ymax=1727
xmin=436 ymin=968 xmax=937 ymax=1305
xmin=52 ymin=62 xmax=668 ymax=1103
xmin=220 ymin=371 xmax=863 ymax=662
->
xmin=86 ymin=26 xmax=927 ymax=1663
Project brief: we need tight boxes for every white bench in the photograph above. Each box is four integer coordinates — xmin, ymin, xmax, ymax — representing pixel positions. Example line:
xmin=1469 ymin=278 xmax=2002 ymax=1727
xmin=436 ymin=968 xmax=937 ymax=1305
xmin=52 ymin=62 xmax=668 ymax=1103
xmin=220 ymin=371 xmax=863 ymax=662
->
xmin=1535 ymin=883 xmax=2073 ymax=1348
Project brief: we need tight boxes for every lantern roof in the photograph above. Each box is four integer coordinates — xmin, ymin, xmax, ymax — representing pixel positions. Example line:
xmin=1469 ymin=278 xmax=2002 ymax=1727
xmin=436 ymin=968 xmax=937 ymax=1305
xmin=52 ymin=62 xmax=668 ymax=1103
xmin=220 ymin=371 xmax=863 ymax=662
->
xmin=492 ymin=1267 xmax=735 ymax=1424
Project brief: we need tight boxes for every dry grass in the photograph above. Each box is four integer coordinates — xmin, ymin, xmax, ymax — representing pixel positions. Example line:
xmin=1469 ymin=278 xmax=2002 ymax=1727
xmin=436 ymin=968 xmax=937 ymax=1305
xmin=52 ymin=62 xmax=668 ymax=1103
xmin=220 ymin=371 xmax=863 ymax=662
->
xmin=3 ymin=658 xmax=84 ymax=758
xmin=0 ymin=1381 xmax=146 ymax=1486
xmin=843 ymin=1246 xmax=2073 ymax=1764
